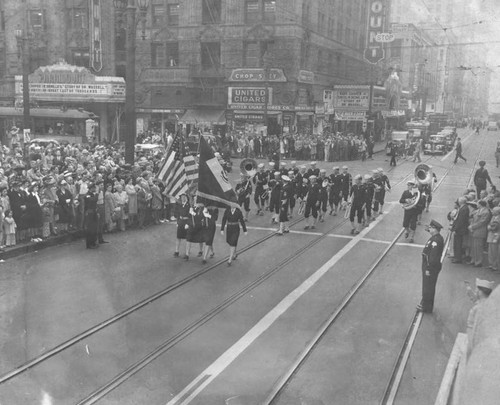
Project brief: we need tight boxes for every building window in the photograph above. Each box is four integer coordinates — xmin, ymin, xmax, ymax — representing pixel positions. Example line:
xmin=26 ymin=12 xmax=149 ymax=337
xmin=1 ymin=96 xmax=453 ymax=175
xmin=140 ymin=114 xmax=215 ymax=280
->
xmin=67 ymin=8 xmax=88 ymax=30
xmin=168 ymin=3 xmax=179 ymax=26
xmin=151 ymin=43 xmax=166 ymax=67
xmin=0 ymin=11 xmax=5 ymax=31
xmin=30 ymin=47 xmax=47 ymax=71
xmin=166 ymin=42 xmax=179 ymax=66
xmin=245 ymin=0 xmax=259 ymax=24
xmin=244 ymin=41 xmax=259 ymax=67
xmin=263 ymin=1 xmax=276 ymax=22
xmin=201 ymin=42 xmax=220 ymax=70
xmin=71 ymin=49 xmax=90 ymax=67
xmin=29 ymin=10 xmax=44 ymax=29
xmin=152 ymin=3 xmax=165 ymax=27
xmin=202 ymin=0 xmax=221 ymax=24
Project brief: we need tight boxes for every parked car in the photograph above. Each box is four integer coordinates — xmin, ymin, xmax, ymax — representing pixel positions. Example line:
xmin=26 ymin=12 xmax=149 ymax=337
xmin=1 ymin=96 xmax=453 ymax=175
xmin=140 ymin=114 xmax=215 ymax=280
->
xmin=424 ymin=135 xmax=447 ymax=155
xmin=186 ymin=133 xmax=222 ymax=156
xmin=487 ymin=121 xmax=498 ymax=131
xmin=386 ymin=131 xmax=409 ymax=155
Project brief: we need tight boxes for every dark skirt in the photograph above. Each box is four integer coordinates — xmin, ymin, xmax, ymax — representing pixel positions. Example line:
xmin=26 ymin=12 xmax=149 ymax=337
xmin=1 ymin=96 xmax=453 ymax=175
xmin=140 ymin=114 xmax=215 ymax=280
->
xmin=176 ymin=219 xmax=188 ymax=239
xmin=205 ymin=223 xmax=216 ymax=246
xmin=226 ymin=225 xmax=240 ymax=247
xmin=187 ymin=226 xmax=206 ymax=243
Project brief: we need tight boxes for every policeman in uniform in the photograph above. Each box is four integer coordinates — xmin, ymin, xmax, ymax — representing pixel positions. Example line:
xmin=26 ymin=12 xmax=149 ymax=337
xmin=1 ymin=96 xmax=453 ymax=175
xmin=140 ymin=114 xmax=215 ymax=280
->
xmin=349 ymin=174 xmax=365 ymax=234
xmin=318 ymin=169 xmax=329 ymax=222
xmin=340 ymin=165 xmax=352 ymax=210
xmin=253 ymin=163 xmax=268 ymax=216
xmin=236 ymin=173 xmax=252 ymax=221
xmin=84 ymin=183 xmax=99 ymax=249
xmin=304 ymin=174 xmax=320 ymax=230
xmin=277 ymin=175 xmax=292 ymax=235
xmin=418 ymin=219 xmax=445 ymax=313
xmin=399 ymin=180 xmax=419 ymax=243
xmin=328 ymin=166 xmax=342 ymax=216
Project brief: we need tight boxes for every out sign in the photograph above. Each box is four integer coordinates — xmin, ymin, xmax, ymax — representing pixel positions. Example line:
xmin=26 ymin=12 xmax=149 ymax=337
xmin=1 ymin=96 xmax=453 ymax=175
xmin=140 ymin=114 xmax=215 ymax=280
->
xmin=364 ymin=0 xmax=387 ymax=65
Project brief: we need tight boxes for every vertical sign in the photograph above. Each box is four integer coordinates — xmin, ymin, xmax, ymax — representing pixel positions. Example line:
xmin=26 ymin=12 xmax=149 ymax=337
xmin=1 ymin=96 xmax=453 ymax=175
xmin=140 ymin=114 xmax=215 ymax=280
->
xmin=90 ymin=0 xmax=103 ymax=72
xmin=364 ymin=0 xmax=387 ymax=64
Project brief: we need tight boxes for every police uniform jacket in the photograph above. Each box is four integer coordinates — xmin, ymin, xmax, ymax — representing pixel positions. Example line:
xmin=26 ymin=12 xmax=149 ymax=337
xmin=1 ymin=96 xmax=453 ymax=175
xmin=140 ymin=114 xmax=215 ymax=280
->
xmin=422 ymin=233 xmax=444 ymax=273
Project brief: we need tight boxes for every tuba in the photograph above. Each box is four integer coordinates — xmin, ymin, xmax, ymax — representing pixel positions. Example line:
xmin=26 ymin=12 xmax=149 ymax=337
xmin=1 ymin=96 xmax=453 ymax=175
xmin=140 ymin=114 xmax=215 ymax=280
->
xmin=240 ymin=158 xmax=258 ymax=177
xmin=415 ymin=163 xmax=433 ymax=185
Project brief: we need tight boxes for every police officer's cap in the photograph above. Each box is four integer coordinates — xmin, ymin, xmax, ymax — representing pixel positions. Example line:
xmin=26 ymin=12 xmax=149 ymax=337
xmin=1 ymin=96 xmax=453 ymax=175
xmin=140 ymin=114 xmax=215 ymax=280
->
xmin=282 ymin=175 xmax=291 ymax=182
xmin=429 ymin=219 xmax=443 ymax=231
xmin=258 ymin=163 xmax=265 ymax=168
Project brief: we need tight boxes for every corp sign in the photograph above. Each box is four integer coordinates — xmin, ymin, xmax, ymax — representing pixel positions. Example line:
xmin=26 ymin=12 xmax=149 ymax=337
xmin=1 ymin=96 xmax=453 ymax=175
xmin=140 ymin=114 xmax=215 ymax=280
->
xmin=364 ymin=0 xmax=387 ymax=64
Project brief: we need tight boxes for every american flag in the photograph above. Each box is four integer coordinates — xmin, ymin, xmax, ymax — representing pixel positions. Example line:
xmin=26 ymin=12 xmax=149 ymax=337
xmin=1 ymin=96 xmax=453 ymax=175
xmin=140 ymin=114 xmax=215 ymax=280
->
xmin=157 ymin=133 xmax=198 ymax=199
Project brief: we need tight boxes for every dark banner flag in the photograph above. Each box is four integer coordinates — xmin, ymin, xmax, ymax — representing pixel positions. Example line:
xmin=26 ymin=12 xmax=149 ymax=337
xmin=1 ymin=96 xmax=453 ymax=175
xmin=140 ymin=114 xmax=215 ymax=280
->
xmin=196 ymin=135 xmax=240 ymax=209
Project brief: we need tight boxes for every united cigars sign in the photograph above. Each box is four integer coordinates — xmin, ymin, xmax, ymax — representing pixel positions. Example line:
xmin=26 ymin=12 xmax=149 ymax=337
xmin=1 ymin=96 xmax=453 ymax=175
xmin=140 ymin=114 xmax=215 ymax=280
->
xmin=228 ymin=87 xmax=273 ymax=106
xmin=333 ymin=85 xmax=371 ymax=111
xmin=364 ymin=0 xmax=387 ymax=64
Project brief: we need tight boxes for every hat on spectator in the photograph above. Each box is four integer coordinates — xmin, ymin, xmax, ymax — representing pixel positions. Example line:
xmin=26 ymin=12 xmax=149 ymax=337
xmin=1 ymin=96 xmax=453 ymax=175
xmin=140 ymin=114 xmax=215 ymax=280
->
xmin=429 ymin=219 xmax=443 ymax=230
xmin=476 ymin=278 xmax=495 ymax=292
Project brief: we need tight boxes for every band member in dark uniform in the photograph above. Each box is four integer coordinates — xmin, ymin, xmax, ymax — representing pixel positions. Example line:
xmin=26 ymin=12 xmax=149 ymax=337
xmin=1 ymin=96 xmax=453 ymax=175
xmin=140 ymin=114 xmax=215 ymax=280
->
xmin=295 ymin=165 xmax=307 ymax=183
xmin=307 ymin=161 xmax=320 ymax=178
xmin=317 ymin=169 xmax=329 ymax=222
xmin=417 ymin=219 xmax=445 ymax=313
xmin=340 ymin=165 xmax=352 ymax=210
xmin=399 ymin=180 xmax=419 ymax=243
xmin=473 ymin=160 xmax=493 ymax=199
xmin=287 ymin=170 xmax=296 ymax=218
xmin=202 ymin=206 xmax=219 ymax=264
xmin=277 ymin=175 xmax=292 ymax=235
xmin=269 ymin=172 xmax=281 ymax=224
xmin=253 ymin=163 xmax=268 ymax=216
xmin=174 ymin=193 xmax=190 ymax=257
xmin=235 ymin=173 xmax=252 ymax=221
xmin=304 ymin=175 xmax=320 ymax=230
xmin=373 ymin=167 xmax=391 ymax=217
xmin=279 ymin=161 xmax=288 ymax=175
xmin=84 ymin=183 xmax=99 ymax=249
xmin=328 ymin=167 xmax=342 ymax=216
xmin=296 ymin=177 xmax=308 ymax=217
xmin=185 ymin=202 xmax=207 ymax=261
xmin=363 ymin=174 xmax=375 ymax=225
xmin=221 ymin=206 xmax=248 ymax=266
xmin=349 ymin=174 xmax=365 ymax=234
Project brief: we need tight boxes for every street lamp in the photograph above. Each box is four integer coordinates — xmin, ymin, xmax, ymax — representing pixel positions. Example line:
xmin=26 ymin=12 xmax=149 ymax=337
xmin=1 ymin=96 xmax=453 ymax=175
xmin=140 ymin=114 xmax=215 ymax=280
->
xmin=113 ymin=0 xmax=150 ymax=164
xmin=15 ymin=27 xmax=31 ymax=141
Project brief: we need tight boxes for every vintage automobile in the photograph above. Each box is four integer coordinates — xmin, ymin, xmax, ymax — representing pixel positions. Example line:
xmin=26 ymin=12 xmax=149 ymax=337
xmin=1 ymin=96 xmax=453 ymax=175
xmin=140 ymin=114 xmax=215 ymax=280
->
xmin=424 ymin=135 xmax=448 ymax=155
xmin=186 ymin=133 xmax=222 ymax=156
xmin=386 ymin=131 xmax=409 ymax=155
xmin=487 ymin=121 xmax=498 ymax=131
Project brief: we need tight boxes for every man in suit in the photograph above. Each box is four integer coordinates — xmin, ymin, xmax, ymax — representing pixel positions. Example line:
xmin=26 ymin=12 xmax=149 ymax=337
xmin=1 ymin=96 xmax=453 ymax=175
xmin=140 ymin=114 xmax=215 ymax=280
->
xmin=451 ymin=196 xmax=470 ymax=263
xmin=454 ymin=137 xmax=467 ymax=163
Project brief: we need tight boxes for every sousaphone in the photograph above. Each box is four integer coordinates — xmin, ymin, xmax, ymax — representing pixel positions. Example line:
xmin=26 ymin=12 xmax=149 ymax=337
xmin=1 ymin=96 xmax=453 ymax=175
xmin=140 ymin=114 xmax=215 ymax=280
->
xmin=240 ymin=158 xmax=258 ymax=177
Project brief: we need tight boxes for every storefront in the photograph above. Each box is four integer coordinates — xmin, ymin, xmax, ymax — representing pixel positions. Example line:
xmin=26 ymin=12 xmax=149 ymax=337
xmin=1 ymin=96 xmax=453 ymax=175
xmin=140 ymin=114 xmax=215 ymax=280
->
xmin=332 ymin=85 xmax=370 ymax=134
xmin=12 ymin=60 xmax=125 ymax=143
xmin=136 ymin=108 xmax=184 ymax=136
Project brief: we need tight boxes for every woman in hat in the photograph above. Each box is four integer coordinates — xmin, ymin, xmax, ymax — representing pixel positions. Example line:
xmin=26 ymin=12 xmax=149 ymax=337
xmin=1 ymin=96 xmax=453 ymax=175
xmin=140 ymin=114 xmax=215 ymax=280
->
xmin=41 ymin=176 xmax=58 ymax=238
xmin=173 ymin=193 xmax=190 ymax=257
xmin=25 ymin=183 xmax=43 ymax=242
xmin=202 ymin=205 xmax=219 ymax=263
xmin=185 ymin=202 xmax=207 ymax=261
xmin=56 ymin=180 xmax=73 ymax=233
xmin=113 ymin=183 xmax=129 ymax=231
xmin=104 ymin=182 xmax=116 ymax=232
xmin=486 ymin=206 xmax=500 ymax=271
xmin=150 ymin=179 xmax=162 ymax=225
xmin=125 ymin=178 xmax=138 ymax=227
xmin=468 ymin=199 xmax=491 ymax=267
xmin=221 ymin=205 xmax=247 ymax=266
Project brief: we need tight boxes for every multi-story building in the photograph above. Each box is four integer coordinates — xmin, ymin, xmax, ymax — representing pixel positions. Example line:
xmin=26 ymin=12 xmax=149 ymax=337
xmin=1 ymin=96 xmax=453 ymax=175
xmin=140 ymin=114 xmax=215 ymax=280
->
xmin=132 ymin=0 xmax=382 ymax=136
xmin=0 ymin=0 xmax=121 ymax=142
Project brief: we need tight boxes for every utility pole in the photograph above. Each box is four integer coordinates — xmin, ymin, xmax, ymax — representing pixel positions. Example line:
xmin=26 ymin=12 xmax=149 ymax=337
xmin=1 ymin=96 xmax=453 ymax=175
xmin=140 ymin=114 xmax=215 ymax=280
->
xmin=124 ymin=2 xmax=137 ymax=164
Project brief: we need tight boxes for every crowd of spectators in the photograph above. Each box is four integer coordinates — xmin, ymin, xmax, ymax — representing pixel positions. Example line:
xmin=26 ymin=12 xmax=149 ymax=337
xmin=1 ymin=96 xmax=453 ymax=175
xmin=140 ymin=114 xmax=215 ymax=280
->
xmin=0 ymin=138 xmax=174 ymax=249
xmin=448 ymin=161 xmax=500 ymax=270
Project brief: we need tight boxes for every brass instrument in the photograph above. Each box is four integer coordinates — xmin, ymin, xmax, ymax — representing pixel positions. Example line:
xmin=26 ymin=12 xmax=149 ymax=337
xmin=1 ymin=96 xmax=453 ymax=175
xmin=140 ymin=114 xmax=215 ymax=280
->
xmin=297 ymin=198 xmax=306 ymax=215
xmin=415 ymin=163 xmax=433 ymax=185
xmin=240 ymin=158 xmax=258 ymax=177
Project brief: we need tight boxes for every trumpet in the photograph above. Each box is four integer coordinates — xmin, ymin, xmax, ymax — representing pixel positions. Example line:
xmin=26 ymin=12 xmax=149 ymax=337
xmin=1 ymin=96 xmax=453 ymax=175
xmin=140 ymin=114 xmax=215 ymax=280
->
xmin=297 ymin=198 xmax=305 ymax=215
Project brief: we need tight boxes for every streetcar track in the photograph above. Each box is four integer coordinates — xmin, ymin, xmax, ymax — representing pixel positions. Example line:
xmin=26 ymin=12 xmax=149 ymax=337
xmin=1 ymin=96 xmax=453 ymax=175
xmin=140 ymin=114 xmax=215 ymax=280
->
xmin=264 ymin=129 xmax=484 ymax=405
xmin=0 ymin=157 xmax=414 ymax=386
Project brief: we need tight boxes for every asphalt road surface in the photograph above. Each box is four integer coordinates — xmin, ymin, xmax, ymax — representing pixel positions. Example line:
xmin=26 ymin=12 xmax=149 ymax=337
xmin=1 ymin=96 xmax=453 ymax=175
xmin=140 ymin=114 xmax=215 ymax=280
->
xmin=1 ymin=128 xmax=499 ymax=405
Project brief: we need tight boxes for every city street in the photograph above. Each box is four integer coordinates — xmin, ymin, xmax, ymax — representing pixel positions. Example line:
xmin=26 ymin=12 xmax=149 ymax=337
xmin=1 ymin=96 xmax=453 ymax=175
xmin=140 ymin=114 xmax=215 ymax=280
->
xmin=0 ymin=128 xmax=498 ymax=404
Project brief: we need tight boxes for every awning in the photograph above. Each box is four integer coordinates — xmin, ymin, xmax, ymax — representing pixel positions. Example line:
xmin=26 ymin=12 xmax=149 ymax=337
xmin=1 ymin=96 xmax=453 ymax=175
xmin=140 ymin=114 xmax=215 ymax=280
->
xmin=0 ymin=107 xmax=95 ymax=119
xmin=179 ymin=109 xmax=226 ymax=125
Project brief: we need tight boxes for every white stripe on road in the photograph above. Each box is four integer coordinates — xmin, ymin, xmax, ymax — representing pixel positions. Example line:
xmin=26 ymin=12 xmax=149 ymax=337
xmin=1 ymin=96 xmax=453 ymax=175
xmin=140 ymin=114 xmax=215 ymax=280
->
xmin=165 ymin=203 xmax=396 ymax=405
